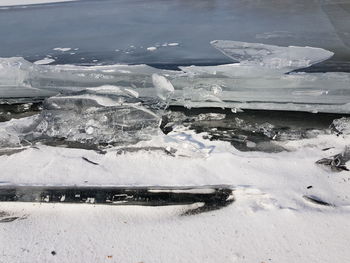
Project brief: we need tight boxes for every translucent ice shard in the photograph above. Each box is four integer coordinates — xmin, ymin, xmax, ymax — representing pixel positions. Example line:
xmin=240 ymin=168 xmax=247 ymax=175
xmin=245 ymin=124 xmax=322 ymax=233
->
xmin=0 ymin=57 xmax=57 ymax=98
xmin=0 ymin=41 xmax=349 ymax=113
xmin=152 ymin=74 xmax=175 ymax=101
xmin=331 ymin=117 xmax=350 ymax=135
xmin=210 ymin=40 xmax=334 ymax=72
xmin=172 ymin=41 xmax=349 ymax=113
xmin=197 ymin=113 xmax=226 ymax=121
xmin=0 ymin=115 xmax=39 ymax=148
xmin=0 ymin=88 xmax=166 ymax=148
xmin=34 ymin=91 xmax=162 ymax=145
xmin=0 ymin=57 xmax=167 ymax=99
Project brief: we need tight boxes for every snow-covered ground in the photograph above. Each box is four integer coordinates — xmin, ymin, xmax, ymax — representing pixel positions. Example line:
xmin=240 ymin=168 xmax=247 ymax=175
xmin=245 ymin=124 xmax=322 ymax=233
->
xmin=1 ymin=200 xmax=349 ymax=263
xmin=0 ymin=127 xmax=349 ymax=262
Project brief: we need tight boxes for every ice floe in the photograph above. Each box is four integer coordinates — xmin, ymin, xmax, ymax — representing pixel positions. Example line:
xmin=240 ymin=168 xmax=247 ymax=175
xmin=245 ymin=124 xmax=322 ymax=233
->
xmin=147 ymin=47 xmax=157 ymax=51
xmin=33 ymin=57 xmax=55 ymax=65
xmin=53 ymin=47 xmax=71 ymax=52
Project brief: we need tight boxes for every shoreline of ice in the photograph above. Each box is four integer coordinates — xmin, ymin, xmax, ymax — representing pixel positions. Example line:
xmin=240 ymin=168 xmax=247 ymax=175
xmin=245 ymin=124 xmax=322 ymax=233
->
xmin=1 ymin=41 xmax=349 ymax=113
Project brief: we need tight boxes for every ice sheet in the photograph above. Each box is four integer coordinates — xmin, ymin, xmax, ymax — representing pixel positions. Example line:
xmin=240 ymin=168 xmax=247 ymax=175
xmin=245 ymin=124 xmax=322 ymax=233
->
xmin=0 ymin=41 xmax=349 ymax=113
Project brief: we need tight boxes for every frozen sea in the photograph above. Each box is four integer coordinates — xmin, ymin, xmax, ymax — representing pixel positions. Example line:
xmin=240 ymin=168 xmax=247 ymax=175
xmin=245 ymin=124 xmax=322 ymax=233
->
xmin=0 ymin=0 xmax=350 ymax=69
xmin=0 ymin=1 xmax=350 ymax=263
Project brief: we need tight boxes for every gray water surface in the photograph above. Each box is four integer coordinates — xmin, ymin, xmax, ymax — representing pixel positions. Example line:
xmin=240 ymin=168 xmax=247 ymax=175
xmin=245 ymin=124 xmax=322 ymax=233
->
xmin=0 ymin=0 xmax=349 ymax=66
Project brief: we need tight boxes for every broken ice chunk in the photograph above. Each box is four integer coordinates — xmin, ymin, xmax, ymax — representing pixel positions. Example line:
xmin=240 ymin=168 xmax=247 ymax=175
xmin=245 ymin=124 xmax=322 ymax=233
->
xmin=165 ymin=131 xmax=215 ymax=158
xmin=0 ymin=57 xmax=57 ymax=98
xmin=180 ymin=86 xmax=226 ymax=109
xmin=330 ymin=117 xmax=350 ymax=135
xmin=53 ymin=47 xmax=71 ymax=52
xmin=86 ymin=85 xmax=139 ymax=98
xmin=34 ymin=58 xmax=55 ymax=65
xmin=197 ymin=113 xmax=226 ymax=121
xmin=147 ymin=47 xmax=157 ymax=51
xmin=0 ymin=115 xmax=39 ymax=148
xmin=152 ymin=74 xmax=175 ymax=101
xmin=35 ymin=92 xmax=162 ymax=145
xmin=0 ymin=57 xmax=32 ymax=87
xmin=210 ymin=40 xmax=334 ymax=72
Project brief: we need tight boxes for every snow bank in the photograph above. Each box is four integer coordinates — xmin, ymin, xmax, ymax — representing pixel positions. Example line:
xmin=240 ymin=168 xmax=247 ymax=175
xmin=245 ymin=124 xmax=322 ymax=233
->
xmin=0 ymin=201 xmax=349 ymax=263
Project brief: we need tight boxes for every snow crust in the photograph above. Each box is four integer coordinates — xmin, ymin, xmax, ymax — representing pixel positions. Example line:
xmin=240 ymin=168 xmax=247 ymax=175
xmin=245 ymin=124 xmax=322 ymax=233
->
xmin=0 ymin=201 xmax=349 ymax=263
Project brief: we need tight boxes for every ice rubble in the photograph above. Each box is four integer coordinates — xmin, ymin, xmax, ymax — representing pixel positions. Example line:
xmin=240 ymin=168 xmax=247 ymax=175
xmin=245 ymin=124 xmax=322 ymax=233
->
xmin=0 ymin=41 xmax=349 ymax=113
xmin=36 ymin=93 xmax=162 ymax=145
xmin=331 ymin=117 xmax=350 ymax=135
xmin=161 ymin=109 xmax=332 ymax=153
xmin=0 ymin=88 xmax=168 ymax=147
